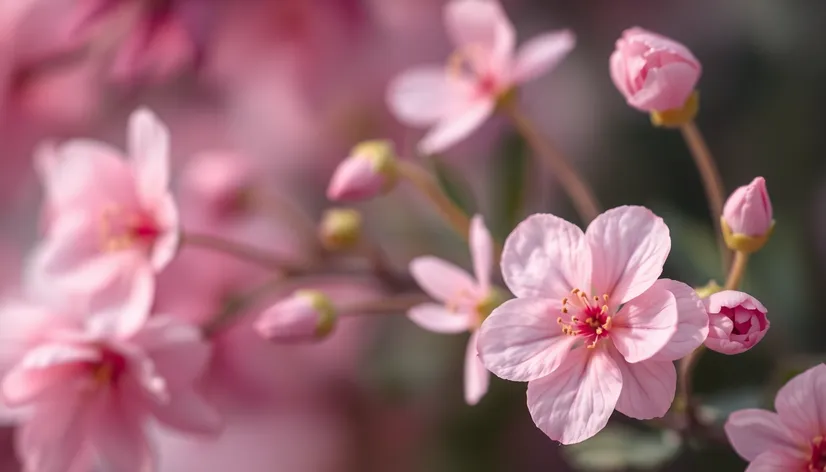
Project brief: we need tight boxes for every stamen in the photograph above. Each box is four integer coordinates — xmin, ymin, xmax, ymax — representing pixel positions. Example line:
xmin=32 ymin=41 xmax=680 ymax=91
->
xmin=603 ymin=316 xmax=613 ymax=330
xmin=603 ymin=294 xmax=609 ymax=302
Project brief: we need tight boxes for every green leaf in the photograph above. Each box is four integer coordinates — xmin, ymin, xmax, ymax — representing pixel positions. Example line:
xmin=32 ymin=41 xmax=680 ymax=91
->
xmin=431 ymin=157 xmax=477 ymax=215
xmin=489 ymin=133 xmax=529 ymax=240
xmin=563 ymin=424 xmax=682 ymax=471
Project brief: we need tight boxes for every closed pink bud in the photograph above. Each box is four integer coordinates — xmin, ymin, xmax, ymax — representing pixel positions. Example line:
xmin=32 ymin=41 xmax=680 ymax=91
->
xmin=255 ymin=290 xmax=337 ymax=343
xmin=723 ymin=177 xmax=773 ymax=238
xmin=327 ymin=140 xmax=398 ymax=202
xmin=704 ymin=290 xmax=769 ymax=355
xmin=610 ymin=27 xmax=701 ymax=112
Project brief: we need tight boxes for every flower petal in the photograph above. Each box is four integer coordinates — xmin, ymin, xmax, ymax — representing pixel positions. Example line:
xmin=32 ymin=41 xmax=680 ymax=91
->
xmin=149 ymin=192 xmax=180 ymax=272
xmin=611 ymin=286 xmax=678 ymax=363
xmin=610 ymin=348 xmax=676 ymax=420
xmin=627 ymin=62 xmax=699 ymax=112
xmin=387 ymin=66 xmax=454 ymax=126
xmin=408 ymin=304 xmax=472 ymax=334
xmin=586 ymin=206 xmax=670 ymax=304
xmin=86 ymin=261 xmax=155 ymax=339
xmin=16 ymin=395 xmax=95 ymax=472
xmin=649 ymin=279 xmax=709 ymax=361
xmin=90 ymin=393 xmax=154 ymax=472
xmin=501 ymin=213 xmax=590 ymax=299
xmin=409 ymin=256 xmax=477 ymax=303
xmin=3 ymin=344 xmax=100 ymax=407
xmin=526 ymin=347 xmax=622 ymax=444
xmin=744 ymin=449 xmax=807 ymax=472
xmin=512 ymin=30 xmax=575 ymax=84
xmin=469 ymin=214 xmax=494 ymax=290
xmin=724 ymin=409 xmax=802 ymax=462
xmin=464 ymin=331 xmax=490 ymax=405
xmin=128 ymin=108 xmax=171 ymax=206
xmin=444 ymin=0 xmax=515 ymax=69
xmin=418 ymin=99 xmax=494 ymax=155
xmin=774 ymin=363 xmax=826 ymax=440
xmin=478 ymin=298 xmax=577 ymax=382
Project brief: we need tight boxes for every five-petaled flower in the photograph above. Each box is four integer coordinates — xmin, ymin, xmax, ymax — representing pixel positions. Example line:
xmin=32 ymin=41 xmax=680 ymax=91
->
xmin=477 ymin=206 xmax=709 ymax=444
xmin=408 ymin=215 xmax=505 ymax=405
xmin=387 ymin=0 xmax=575 ymax=155
xmin=725 ymin=364 xmax=826 ymax=471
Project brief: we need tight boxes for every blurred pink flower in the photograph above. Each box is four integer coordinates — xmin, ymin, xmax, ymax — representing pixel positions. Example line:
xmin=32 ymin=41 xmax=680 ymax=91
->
xmin=477 ymin=206 xmax=708 ymax=444
xmin=387 ymin=0 xmax=574 ymax=154
xmin=256 ymin=290 xmax=337 ymax=344
xmin=610 ymin=27 xmax=701 ymax=112
xmin=723 ymin=176 xmax=773 ymax=238
xmin=29 ymin=108 xmax=179 ymax=326
xmin=704 ymin=290 xmax=769 ymax=355
xmin=408 ymin=215 xmax=499 ymax=405
xmin=327 ymin=140 xmax=399 ymax=202
xmin=0 ymin=296 xmax=220 ymax=472
xmin=725 ymin=364 xmax=826 ymax=471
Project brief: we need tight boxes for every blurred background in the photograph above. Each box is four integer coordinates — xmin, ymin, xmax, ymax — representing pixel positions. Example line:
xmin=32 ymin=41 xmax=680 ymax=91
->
xmin=0 ymin=0 xmax=823 ymax=470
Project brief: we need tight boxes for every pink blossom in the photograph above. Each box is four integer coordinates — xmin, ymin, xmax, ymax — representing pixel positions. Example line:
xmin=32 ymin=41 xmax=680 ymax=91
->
xmin=477 ymin=206 xmax=708 ymax=444
xmin=408 ymin=215 xmax=502 ymax=405
xmin=327 ymin=140 xmax=398 ymax=202
xmin=29 ymin=108 xmax=179 ymax=327
xmin=387 ymin=0 xmax=575 ymax=154
xmin=704 ymin=290 xmax=769 ymax=355
xmin=610 ymin=27 xmax=701 ymax=112
xmin=255 ymin=290 xmax=337 ymax=343
xmin=0 ymin=297 xmax=221 ymax=472
xmin=725 ymin=364 xmax=826 ymax=471
xmin=723 ymin=176 xmax=773 ymax=238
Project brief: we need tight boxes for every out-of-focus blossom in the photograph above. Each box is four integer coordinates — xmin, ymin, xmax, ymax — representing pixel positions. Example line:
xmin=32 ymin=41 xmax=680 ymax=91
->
xmin=255 ymin=290 xmax=337 ymax=343
xmin=0 ymin=296 xmax=220 ymax=471
xmin=478 ymin=206 xmax=708 ymax=444
xmin=387 ymin=0 xmax=575 ymax=154
xmin=408 ymin=215 xmax=504 ymax=405
xmin=327 ymin=140 xmax=399 ymax=202
xmin=610 ymin=27 xmax=701 ymax=112
xmin=28 ymin=108 xmax=178 ymax=327
xmin=725 ymin=364 xmax=826 ymax=471
xmin=704 ymin=290 xmax=769 ymax=355
xmin=722 ymin=176 xmax=774 ymax=253
xmin=319 ymin=208 xmax=363 ymax=251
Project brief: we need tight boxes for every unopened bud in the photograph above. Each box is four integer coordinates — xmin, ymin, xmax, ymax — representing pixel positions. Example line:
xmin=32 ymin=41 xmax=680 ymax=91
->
xmin=326 ymin=140 xmax=398 ymax=201
xmin=704 ymin=290 xmax=769 ymax=355
xmin=319 ymin=208 xmax=362 ymax=251
xmin=255 ymin=290 xmax=337 ymax=343
xmin=721 ymin=177 xmax=774 ymax=253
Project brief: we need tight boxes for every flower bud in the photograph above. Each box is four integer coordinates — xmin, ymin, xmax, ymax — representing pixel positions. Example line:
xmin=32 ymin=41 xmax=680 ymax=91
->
xmin=610 ymin=27 xmax=702 ymax=115
xmin=319 ymin=208 xmax=362 ymax=251
xmin=721 ymin=177 xmax=774 ymax=253
xmin=326 ymin=140 xmax=398 ymax=201
xmin=703 ymin=290 xmax=769 ymax=355
xmin=255 ymin=290 xmax=337 ymax=343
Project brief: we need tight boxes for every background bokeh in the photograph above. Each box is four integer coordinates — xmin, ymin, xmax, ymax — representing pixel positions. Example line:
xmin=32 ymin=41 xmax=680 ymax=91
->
xmin=0 ymin=0 xmax=823 ymax=470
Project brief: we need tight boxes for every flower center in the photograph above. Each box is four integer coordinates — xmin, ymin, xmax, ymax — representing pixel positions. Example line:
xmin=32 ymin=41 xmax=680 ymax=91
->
xmin=808 ymin=436 xmax=826 ymax=472
xmin=98 ymin=203 xmax=160 ymax=252
xmin=447 ymin=46 xmax=501 ymax=98
xmin=557 ymin=288 xmax=612 ymax=348
xmin=90 ymin=348 xmax=127 ymax=387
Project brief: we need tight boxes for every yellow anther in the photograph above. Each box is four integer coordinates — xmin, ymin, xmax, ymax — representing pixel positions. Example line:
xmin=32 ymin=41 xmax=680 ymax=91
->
xmin=571 ymin=317 xmax=578 ymax=323
xmin=814 ymin=436 xmax=824 ymax=446
xmin=596 ymin=327 xmax=603 ymax=335
xmin=603 ymin=294 xmax=609 ymax=302
xmin=562 ymin=297 xmax=568 ymax=305
xmin=557 ymin=317 xmax=563 ymax=324
xmin=603 ymin=317 xmax=613 ymax=330
xmin=585 ymin=317 xmax=593 ymax=324
xmin=572 ymin=288 xmax=580 ymax=295
xmin=562 ymin=307 xmax=568 ymax=314
xmin=593 ymin=295 xmax=599 ymax=302
xmin=600 ymin=305 xmax=608 ymax=315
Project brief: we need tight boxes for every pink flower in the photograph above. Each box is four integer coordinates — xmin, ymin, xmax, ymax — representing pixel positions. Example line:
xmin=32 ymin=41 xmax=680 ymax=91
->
xmin=725 ymin=364 xmax=826 ymax=471
xmin=477 ymin=206 xmax=709 ymax=444
xmin=255 ymin=290 xmax=337 ymax=343
xmin=29 ymin=108 xmax=179 ymax=326
xmin=723 ymin=176 xmax=774 ymax=238
xmin=387 ymin=0 xmax=575 ymax=154
xmin=408 ymin=215 xmax=503 ymax=405
xmin=704 ymin=290 xmax=769 ymax=355
xmin=0 ymin=298 xmax=221 ymax=472
xmin=610 ymin=27 xmax=701 ymax=112
xmin=327 ymin=140 xmax=399 ymax=202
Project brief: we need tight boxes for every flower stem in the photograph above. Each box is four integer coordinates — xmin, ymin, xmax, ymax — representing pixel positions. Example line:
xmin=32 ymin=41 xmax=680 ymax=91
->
xmin=397 ymin=160 xmax=471 ymax=240
xmin=724 ymin=250 xmax=749 ymax=290
xmin=181 ymin=232 xmax=304 ymax=275
xmin=500 ymin=102 xmax=600 ymax=224
xmin=679 ymin=121 xmax=730 ymax=270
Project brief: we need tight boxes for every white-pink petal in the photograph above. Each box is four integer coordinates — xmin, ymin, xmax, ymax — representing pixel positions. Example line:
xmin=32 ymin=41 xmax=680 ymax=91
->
xmin=128 ymin=108 xmax=171 ymax=207
xmin=469 ymin=214 xmax=494 ymax=291
xmin=464 ymin=331 xmax=490 ymax=405
xmin=409 ymin=256 xmax=478 ymax=303
xmin=774 ymin=363 xmax=826 ymax=440
xmin=443 ymin=0 xmax=515 ymax=69
xmin=526 ymin=347 xmax=622 ymax=445
xmin=478 ymin=298 xmax=577 ymax=382
xmin=149 ymin=192 xmax=180 ymax=272
xmin=610 ymin=286 xmax=677 ymax=363
xmin=649 ymin=279 xmax=709 ymax=361
xmin=85 ymin=261 xmax=155 ymax=339
xmin=386 ymin=66 xmax=454 ymax=126
xmin=627 ymin=62 xmax=699 ymax=112
xmin=90 ymin=395 xmax=154 ymax=472
xmin=2 ymin=344 xmax=99 ymax=407
xmin=724 ymin=409 xmax=802 ymax=462
xmin=610 ymin=348 xmax=675 ymax=420
xmin=512 ymin=30 xmax=575 ymax=84
xmin=501 ymin=213 xmax=591 ymax=299
xmin=586 ymin=206 xmax=670 ymax=304
xmin=744 ymin=450 xmax=806 ymax=472
xmin=418 ymin=99 xmax=495 ymax=155
xmin=408 ymin=304 xmax=473 ymax=334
